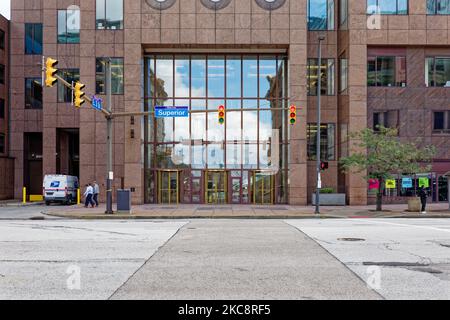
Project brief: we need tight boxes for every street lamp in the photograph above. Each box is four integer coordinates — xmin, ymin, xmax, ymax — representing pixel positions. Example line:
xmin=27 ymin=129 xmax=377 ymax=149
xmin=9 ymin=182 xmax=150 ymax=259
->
xmin=315 ymin=35 xmax=325 ymax=215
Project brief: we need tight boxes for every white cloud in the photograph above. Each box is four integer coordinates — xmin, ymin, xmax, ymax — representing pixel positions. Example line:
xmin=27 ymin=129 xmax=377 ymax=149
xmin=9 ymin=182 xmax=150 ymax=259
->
xmin=0 ymin=1 xmax=10 ymax=20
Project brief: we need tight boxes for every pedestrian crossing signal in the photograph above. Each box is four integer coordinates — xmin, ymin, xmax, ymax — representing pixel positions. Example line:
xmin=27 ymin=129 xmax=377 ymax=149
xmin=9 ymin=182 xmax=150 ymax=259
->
xmin=218 ymin=105 xmax=225 ymax=125
xmin=74 ymin=82 xmax=86 ymax=108
xmin=45 ymin=58 xmax=58 ymax=87
xmin=289 ymin=105 xmax=297 ymax=125
xmin=320 ymin=161 xmax=329 ymax=171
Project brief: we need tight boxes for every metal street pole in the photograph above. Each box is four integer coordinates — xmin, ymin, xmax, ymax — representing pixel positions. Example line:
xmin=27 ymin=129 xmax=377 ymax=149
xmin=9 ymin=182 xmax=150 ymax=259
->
xmin=315 ymin=36 xmax=325 ymax=215
xmin=105 ymin=58 xmax=113 ymax=214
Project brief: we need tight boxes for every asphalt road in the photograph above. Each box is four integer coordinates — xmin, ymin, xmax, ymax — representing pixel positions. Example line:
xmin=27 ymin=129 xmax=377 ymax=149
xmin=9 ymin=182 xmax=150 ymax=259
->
xmin=1 ymin=218 xmax=449 ymax=300
xmin=0 ymin=204 xmax=59 ymax=220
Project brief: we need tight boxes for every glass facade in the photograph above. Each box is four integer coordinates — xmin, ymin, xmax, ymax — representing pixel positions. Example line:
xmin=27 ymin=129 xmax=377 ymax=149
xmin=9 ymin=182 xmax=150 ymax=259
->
xmin=143 ymin=54 xmax=289 ymax=204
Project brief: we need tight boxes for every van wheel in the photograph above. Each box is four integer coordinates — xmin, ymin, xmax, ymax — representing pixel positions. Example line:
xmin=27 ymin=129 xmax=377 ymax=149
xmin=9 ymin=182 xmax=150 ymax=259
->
xmin=45 ymin=201 xmax=50 ymax=206
xmin=65 ymin=196 xmax=72 ymax=206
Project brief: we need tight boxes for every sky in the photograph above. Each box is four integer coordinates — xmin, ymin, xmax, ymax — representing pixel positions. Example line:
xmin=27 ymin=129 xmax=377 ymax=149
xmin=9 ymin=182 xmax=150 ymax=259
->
xmin=0 ymin=0 xmax=10 ymax=20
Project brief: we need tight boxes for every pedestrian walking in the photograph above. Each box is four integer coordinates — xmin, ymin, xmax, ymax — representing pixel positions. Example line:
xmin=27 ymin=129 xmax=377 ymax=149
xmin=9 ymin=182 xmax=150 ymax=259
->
xmin=83 ymin=183 xmax=95 ymax=208
xmin=93 ymin=181 xmax=100 ymax=207
xmin=418 ymin=186 xmax=428 ymax=214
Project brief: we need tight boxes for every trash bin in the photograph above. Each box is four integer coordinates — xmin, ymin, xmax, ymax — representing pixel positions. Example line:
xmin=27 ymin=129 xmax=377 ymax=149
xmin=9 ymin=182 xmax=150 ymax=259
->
xmin=117 ymin=189 xmax=131 ymax=214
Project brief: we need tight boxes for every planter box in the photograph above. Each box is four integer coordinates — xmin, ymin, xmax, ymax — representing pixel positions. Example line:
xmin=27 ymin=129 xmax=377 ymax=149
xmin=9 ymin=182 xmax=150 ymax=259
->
xmin=407 ymin=198 xmax=421 ymax=212
xmin=312 ymin=194 xmax=346 ymax=206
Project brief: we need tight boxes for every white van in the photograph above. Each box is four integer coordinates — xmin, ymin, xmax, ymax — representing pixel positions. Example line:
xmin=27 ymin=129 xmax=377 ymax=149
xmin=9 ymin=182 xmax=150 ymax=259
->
xmin=43 ymin=175 xmax=79 ymax=205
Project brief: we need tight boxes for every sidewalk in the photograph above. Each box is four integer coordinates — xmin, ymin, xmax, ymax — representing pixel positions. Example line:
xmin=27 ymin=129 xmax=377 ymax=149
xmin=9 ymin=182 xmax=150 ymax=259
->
xmin=42 ymin=203 xmax=450 ymax=219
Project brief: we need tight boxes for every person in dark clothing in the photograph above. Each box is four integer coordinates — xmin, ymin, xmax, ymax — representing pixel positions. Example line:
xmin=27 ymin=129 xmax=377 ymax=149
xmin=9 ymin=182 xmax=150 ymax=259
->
xmin=418 ymin=186 xmax=428 ymax=214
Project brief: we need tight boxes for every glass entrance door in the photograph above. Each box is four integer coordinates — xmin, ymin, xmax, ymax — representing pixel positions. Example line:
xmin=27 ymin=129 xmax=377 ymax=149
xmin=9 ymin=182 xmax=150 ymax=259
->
xmin=252 ymin=171 xmax=274 ymax=205
xmin=158 ymin=170 xmax=179 ymax=204
xmin=205 ymin=170 xmax=227 ymax=204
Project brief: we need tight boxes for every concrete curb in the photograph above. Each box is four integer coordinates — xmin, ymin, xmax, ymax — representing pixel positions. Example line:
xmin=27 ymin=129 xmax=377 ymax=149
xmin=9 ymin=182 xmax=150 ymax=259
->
xmin=41 ymin=211 xmax=450 ymax=220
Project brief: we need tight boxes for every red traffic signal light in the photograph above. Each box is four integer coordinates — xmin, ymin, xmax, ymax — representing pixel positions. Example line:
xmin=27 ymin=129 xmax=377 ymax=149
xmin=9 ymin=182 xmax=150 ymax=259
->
xmin=320 ymin=162 xmax=329 ymax=171
xmin=218 ymin=105 xmax=225 ymax=125
xmin=289 ymin=105 xmax=297 ymax=125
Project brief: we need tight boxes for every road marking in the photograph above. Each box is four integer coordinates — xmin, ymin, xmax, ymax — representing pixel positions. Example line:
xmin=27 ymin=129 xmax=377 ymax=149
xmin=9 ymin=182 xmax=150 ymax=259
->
xmin=353 ymin=219 xmax=450 ymax=234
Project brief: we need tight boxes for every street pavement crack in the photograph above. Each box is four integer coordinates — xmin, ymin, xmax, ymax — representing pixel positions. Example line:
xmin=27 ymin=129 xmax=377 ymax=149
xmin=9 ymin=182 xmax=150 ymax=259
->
xmin=107 ymin=220 xmax=191 ymax=300
xmin=284 ymin=220 xmax=386 ymax=300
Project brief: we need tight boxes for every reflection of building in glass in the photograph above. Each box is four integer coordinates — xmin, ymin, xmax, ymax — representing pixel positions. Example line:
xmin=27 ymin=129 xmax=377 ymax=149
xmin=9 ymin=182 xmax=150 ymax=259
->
xmin=144 ymin=55 xmax=289 ymax=204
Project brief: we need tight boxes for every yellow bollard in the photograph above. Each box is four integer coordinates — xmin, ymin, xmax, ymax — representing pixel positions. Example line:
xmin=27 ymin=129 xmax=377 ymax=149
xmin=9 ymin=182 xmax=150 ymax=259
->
xmin=77 ymin=189 xmax=81 ymax=205
xmin=23 ymin=187 xmax=26 ymax=204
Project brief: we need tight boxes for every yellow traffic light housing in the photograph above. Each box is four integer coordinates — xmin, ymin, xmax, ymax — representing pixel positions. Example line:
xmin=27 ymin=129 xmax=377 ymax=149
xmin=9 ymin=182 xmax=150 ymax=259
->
xmin=218 ymin=105 xmax=225 ymax=125
xmin=74 ymin=82 xmax=86 ymax=108
xmin=45 ymin=58 xmax=58 ymax=87
xmin=289 ymin=105 xmax=297 ymax=125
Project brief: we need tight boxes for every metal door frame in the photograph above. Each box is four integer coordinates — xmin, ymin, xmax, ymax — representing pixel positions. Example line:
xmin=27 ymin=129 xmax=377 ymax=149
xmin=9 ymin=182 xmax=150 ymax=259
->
xmin=158 ymin=170 xmax=180 ymax=204
xmin=204 ymin=170 xmax=228 ymax=204
xmin=252 ymin=170 xmax=275 ymax=205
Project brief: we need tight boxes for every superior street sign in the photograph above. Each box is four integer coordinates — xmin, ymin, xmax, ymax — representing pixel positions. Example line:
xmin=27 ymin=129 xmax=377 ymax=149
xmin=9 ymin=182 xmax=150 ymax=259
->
xmin=155 ymin=106 xmax=189 ymax=118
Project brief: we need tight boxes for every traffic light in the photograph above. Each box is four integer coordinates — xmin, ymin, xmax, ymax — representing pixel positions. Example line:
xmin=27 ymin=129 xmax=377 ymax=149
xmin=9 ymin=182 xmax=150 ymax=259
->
xmin=218 ymin=105 xmax=225 ymax=125
xmin=320 ymin=161 xmax=329 ymax=171
xmin=74 ymin=82 xmax=86 ymax=108
xmin=289 ymin=105 xmax=297 ymax=125
xmin=45 ymin=58 xmax=58 ymax=87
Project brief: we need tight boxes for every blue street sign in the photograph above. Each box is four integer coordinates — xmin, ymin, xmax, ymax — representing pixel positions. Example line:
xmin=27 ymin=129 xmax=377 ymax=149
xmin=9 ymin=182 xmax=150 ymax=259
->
xmin=155 ymin=106 xmax=189 ymax=118
xmin=91 ymin=96 xmax=103 ymax=111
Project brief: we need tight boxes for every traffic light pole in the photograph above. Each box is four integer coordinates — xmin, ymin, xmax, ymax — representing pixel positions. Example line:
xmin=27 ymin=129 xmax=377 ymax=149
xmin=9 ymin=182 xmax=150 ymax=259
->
xmin=105 ymin=59 xmax=114 ymax=215
xmin=315 ymin=36 xmax=325 ymax=215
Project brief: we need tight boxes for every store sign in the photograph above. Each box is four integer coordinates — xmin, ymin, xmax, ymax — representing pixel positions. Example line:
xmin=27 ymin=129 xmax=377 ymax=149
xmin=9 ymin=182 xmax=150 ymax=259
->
xmin=402 ymin=178 xmax=413 ymax=188
xmin=369 ymin=179 xmax=379 ymax=190
xmin=386 ymin=179 xmax=396 ymax=189
xmin=419 ymin=177 xmax=429 ymax=188
xmin=155 ymin=106 xmax=189 ymax=118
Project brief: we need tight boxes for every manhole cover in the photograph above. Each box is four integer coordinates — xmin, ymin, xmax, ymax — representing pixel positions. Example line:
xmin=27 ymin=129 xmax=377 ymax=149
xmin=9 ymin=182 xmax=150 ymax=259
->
xmin=338 ymin=238 xmax=365 ymax=242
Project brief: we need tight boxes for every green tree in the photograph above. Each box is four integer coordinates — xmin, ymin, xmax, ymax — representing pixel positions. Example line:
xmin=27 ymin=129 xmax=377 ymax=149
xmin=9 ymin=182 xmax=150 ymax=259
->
xmin=340 ymin=126 xmax=435 ymax=211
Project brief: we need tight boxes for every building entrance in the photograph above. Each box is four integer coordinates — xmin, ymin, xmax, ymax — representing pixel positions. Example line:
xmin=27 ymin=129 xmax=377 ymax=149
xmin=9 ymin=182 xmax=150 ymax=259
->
xmin=158 ymin=170 xmax=179 ymax=204
xmin=143 ymin=54 xmax=289 ymax=205
xmin=205 ymin=170 xmax=227 ymax=204
xmin=252 ymin=171 xmax=274 ymax=205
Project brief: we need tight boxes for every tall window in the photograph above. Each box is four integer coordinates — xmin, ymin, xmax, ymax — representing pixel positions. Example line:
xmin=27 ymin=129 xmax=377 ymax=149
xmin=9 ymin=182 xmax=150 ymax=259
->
xmin=307 ymin=124 xmax=336 ymax=161
xmin=96 ymin=58 xmax=124 ymax=94
xmin=368 ymin=55 xmax=406 ymax=87
xmin=25 ymin=23 xmax=43 ymax=54
xmin=339 ymin=57 xmax=348 ymax=93
xmin=307 ymin=58 xmax=335 ymax=95
xmin=0 ymin=99 xmax=4 ymax=119
xmin=96 ymin=0 xmax=123 ymax=30
xmin=0 ymin=134 xmax=5 ymax=154
xmin=308 ymin=0 xmax=335 ymax=30
xmin=433 ymin=111 xmax=450 ymax=133
xmin=426 ymin=57 xmax=450 ymax=87
xmin=0 ymin=64 xmax=4 ymax=84
xmin=367 ymin=0 xmax=408 ymax=14
xmin=0 ymin=29 xmax=5 ymax=50
xmin=427 ymin=0 xmax=450 ymax=14
xmin=25 ymin=78 xmax=43 ymax=109
xmin=340 ymin=0 xmax=348 ymax=28
xmin=58 ymin=9 xmax=80 ymax=43
xmin=58 ymin=69 xmax=80 ymax=103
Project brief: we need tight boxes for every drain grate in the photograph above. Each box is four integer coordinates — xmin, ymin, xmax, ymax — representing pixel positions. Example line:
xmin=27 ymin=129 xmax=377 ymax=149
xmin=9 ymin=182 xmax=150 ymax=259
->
xmin=338 ymin=238 xmax=366 ymax=242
